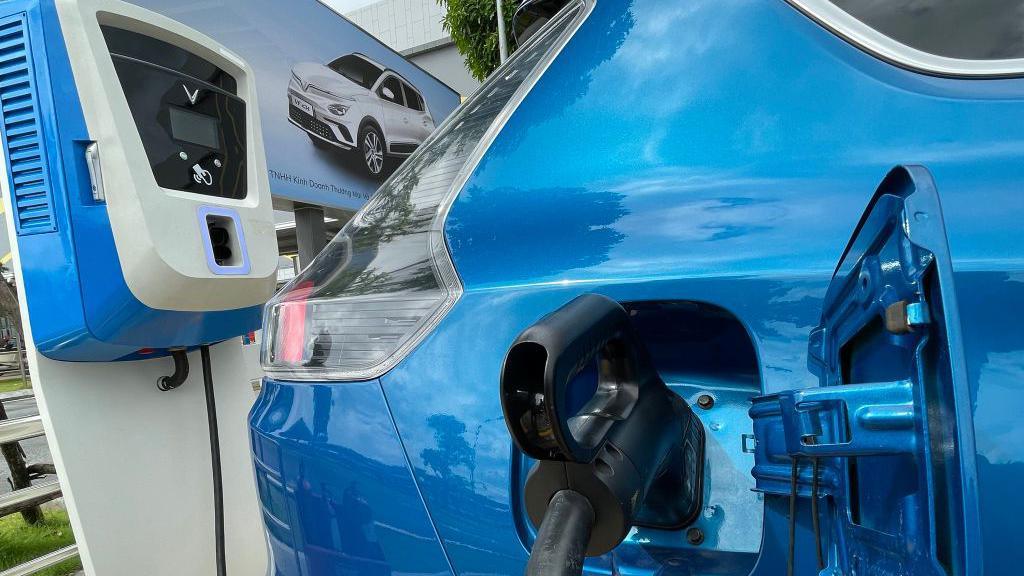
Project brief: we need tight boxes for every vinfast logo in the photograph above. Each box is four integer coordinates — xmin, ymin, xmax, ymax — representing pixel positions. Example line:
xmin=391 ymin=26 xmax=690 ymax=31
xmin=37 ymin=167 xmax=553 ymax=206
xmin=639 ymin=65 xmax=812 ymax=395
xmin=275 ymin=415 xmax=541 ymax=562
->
xmin=183 ymin=84 xmax=200 ymax=105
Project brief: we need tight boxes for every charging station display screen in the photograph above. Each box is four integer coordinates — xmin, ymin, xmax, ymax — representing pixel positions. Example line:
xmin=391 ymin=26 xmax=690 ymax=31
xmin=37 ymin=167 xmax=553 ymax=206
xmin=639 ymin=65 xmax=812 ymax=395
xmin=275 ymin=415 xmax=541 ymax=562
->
xmin=169 ymin=106 xmax=221 ymax=149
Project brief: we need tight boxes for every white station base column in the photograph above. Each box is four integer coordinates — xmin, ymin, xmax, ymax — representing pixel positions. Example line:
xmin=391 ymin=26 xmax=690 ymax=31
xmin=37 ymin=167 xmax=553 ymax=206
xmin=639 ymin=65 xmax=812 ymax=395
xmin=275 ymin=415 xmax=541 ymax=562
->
xmin=26 ymin=338 xmax=267 ymax=575
xmin=32 ymin=338 xmax=270 ymax=569
xmin=7 ymin=255 xmax=269 ymax=575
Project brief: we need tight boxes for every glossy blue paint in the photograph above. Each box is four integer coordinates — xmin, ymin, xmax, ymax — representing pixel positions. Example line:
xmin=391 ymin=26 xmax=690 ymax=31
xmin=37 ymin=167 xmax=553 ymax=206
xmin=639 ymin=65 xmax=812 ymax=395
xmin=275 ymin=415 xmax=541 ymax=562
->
xmin=2 ymin=0 xmax=261 ymax=361
xmin=250 ymin=379 xmax=453 ymax=576
xmin=252 ymin=0 xmax=1024 ymax=574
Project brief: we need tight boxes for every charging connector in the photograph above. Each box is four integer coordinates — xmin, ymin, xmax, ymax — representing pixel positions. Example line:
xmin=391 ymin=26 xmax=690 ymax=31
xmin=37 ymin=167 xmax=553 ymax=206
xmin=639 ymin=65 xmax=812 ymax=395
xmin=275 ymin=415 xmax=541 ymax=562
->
xmin=501 ymin=294 xmax=705 ymax=574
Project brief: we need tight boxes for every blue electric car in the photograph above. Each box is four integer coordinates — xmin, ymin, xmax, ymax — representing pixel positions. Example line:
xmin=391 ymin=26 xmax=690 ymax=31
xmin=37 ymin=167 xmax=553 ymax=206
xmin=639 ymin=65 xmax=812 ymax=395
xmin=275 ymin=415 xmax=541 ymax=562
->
xmin=251 ymin=1 xmax=1024 ymax=575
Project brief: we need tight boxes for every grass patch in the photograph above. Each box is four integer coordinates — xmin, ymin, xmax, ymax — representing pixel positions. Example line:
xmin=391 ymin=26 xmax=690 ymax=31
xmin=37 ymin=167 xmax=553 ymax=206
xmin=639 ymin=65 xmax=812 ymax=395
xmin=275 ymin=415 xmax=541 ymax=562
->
xmin=0 ymin=508 xmax=81 ymax=575
xmin=0 ymin=376 xmax=29 ymax=394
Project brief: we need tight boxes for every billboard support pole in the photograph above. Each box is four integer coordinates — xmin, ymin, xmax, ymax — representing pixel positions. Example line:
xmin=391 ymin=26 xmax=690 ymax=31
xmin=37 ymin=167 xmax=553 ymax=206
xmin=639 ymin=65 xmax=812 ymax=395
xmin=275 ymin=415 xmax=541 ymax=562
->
xmin=295 ymin=204 xmax=327 ymax=270
xmin=496 ymin=0 xmax=508 ymax=63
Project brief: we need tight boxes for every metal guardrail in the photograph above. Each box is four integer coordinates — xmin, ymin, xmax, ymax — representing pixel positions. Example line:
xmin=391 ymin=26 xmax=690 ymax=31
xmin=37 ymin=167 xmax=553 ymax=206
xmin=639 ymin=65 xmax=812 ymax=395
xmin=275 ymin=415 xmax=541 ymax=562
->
xmin=0 ymin=545 xmax=79 ymax=576
xmin=0 ymin=393 xmax=34 ymax=403
xmin=0 ymin=481 xmax=61 ymax=517
xmin=0 ymin=414 xmax=43 ymax=444
xmin=0 ymin=396 xmax=81 ymax=575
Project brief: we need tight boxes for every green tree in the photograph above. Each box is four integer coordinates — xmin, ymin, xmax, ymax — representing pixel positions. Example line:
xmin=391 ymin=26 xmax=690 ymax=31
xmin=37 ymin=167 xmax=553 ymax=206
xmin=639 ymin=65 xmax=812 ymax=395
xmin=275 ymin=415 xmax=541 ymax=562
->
xmin=438 ymin=0 xmax=516 ymax=81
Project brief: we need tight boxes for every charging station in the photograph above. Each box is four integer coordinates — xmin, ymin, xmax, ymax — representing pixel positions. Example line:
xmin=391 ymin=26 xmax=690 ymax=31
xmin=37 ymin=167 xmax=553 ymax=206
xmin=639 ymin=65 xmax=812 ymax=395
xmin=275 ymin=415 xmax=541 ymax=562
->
xmin=0 ymin=0 xmax=277 ymax=573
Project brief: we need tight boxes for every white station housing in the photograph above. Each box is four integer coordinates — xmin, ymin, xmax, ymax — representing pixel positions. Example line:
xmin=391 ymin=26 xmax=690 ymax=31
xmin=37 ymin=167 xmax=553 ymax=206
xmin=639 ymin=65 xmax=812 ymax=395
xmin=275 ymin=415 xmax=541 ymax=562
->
xmin=58 ymin=0 xmax=276 ymax=312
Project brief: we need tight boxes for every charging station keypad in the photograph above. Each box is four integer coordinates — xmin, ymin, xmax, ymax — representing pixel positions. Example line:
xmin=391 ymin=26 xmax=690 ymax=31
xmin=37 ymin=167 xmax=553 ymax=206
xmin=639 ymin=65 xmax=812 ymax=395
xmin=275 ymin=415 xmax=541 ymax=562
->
xmin=102 ymin=26 xmax=247 ymax=199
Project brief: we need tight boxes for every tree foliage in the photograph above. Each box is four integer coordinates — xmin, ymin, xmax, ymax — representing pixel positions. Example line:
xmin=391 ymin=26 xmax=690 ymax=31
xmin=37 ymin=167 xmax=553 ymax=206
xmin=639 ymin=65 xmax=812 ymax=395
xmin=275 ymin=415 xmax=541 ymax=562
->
xmin=438 ymin=0 xmax=516 ymax=82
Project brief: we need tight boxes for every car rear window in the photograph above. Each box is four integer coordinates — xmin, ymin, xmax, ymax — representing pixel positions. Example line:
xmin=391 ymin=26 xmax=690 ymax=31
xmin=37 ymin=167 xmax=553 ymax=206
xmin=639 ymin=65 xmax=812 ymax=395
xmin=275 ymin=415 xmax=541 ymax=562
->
xmin=328 ymin=54 xmax=384 ymax=89
xmin=829 ymin=0 xmax=1024 ymax=60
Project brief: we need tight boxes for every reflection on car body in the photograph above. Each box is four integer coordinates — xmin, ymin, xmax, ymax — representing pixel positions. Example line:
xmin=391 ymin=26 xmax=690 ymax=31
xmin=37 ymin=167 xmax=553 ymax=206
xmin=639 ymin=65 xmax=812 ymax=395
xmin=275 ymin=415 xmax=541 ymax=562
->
xmin=288 ymin=53 xmax=435 ymax=178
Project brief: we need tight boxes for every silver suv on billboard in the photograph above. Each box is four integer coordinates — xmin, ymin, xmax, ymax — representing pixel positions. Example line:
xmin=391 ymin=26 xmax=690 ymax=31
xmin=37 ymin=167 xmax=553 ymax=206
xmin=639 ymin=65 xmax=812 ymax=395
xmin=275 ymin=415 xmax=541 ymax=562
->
xmin=288 ymin=53 xmax=435 ymax=177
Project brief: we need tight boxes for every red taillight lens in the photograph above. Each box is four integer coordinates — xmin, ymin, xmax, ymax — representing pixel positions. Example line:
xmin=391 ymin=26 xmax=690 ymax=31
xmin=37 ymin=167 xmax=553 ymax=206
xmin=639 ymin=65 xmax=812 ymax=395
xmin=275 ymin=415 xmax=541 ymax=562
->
xmin=275 ymin=281 xmax=313 ymax=365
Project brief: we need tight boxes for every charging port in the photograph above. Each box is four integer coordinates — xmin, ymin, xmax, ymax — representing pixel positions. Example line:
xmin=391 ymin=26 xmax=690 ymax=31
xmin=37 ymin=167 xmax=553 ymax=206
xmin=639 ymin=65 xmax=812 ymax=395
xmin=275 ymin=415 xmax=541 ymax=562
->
xmin=204 ymin=214 xmax=240 ymax=267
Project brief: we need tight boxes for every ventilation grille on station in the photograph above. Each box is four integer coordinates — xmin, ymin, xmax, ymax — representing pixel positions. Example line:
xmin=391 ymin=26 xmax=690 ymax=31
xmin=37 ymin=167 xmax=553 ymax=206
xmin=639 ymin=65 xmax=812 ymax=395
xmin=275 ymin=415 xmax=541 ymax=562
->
xmin=0 ymin=13 xmax=56 ymax=235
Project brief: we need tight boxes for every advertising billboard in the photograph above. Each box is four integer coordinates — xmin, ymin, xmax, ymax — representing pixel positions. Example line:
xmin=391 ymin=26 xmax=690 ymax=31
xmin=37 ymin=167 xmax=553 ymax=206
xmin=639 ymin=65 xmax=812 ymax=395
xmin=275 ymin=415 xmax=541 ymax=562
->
xmin=125 ymin=0 xmax=461 ymax=211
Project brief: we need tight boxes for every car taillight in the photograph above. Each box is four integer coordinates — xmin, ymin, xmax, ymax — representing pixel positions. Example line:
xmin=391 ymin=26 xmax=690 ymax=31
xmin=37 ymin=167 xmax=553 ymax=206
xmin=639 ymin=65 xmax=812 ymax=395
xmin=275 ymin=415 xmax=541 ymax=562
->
xmin=274 ymin=281 xmax=313 ymax=364
xmin=262 ymin=0 xmax=590 ymax=381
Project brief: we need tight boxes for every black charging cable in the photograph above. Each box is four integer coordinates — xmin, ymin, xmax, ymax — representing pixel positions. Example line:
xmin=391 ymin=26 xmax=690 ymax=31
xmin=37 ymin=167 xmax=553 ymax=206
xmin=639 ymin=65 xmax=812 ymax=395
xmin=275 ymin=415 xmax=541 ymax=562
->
xmin=787 ymin=456 xmax=826 ymax=575
xmin=811 ymin=457 xmax=824 ymax=570
xmin=200 ymin=344 xmax=227 ymax=576
xmin=787 ymin=457 xmax=799 ymax=576
xmin=527 ymin=490 xmax=595 ymax=576
xmin=157 ymin=349 xmax=189 ymax=391
xmin=158 ymin=346 xmax=226 ymax=576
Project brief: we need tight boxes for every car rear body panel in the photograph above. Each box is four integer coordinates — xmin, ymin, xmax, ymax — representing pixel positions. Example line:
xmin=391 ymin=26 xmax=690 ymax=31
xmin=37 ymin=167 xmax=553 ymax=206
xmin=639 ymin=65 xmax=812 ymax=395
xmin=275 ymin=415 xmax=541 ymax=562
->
xmin=253 ymin=0 xmax=1024 ymax=574
xmin=250 ymin=378 xmax=453 ymax=576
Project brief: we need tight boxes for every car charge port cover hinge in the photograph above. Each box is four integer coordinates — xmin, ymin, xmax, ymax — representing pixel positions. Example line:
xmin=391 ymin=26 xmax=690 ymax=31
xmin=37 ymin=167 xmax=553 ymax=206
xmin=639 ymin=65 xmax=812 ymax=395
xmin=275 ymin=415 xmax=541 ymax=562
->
xmin=748 ymin=166 xmax=982 ymax=575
